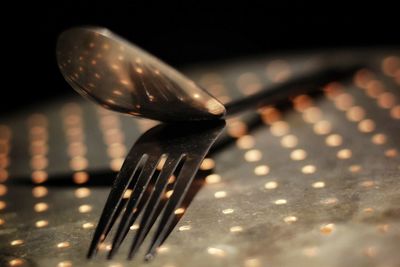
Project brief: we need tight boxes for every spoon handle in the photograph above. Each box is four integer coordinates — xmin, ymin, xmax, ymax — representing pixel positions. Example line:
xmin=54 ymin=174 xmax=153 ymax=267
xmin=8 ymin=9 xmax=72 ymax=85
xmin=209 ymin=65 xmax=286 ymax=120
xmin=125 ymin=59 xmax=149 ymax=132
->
xmin=224 ymin=63 xmax=363 ymax=117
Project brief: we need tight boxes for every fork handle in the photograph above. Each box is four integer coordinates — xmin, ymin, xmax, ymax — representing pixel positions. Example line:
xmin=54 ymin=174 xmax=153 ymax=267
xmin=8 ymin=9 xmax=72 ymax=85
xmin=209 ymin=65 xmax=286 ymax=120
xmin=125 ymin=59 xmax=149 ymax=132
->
xmin=224 ymin=63 xmax=362 ymax=117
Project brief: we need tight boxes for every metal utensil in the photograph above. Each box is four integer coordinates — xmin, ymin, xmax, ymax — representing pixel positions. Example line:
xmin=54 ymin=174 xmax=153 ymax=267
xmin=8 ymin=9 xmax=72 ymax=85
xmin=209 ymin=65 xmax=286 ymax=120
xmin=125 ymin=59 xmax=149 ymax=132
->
xmin=88 ymin=121 xmax=225 ymax=260
xmin=57 ymin=27 xmax=361 ymax=122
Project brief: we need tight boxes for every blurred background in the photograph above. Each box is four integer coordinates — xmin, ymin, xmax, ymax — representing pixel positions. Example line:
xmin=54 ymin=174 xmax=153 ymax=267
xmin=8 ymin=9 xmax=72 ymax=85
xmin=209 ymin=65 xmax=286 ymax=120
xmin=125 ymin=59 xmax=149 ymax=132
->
xmin=2 ymin=3 xmax=399 ymax=114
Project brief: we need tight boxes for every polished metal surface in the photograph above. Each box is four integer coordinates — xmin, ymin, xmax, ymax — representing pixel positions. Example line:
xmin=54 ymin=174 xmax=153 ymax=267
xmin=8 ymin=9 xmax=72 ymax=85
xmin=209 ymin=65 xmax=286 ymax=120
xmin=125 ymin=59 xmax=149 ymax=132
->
xmin=57 ymin=27 xmax=226 ymax=122
xmin=1 ymin=50 xmax=400 ymax=267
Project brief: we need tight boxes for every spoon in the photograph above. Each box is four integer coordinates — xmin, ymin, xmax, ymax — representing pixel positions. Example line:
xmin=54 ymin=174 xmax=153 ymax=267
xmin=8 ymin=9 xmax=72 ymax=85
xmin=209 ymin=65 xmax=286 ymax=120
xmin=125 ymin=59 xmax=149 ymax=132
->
xmin=57 ymin=27 xmax=360 ymax=122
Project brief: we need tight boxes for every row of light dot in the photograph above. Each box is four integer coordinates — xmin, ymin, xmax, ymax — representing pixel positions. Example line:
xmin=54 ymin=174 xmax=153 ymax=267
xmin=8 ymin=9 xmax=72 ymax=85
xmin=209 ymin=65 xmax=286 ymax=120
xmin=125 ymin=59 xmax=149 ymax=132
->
xmin=0 ymin=125 xmax=11 ymax=224
xmin=205 ymin=97 xmax=331 ymax=260
xmin=355 ymin=58 xmax=400 ymax=121
xmin=61 ymin=103 xmax=91 ymax=184
xmin=96 ymin=108 xmax=127 ymax=172
xmin=4 ymin=116 xmax=55 ymax=267
xmin=325 ymin=81 xmax=397 ymax=159
xmin=28 ymin=114 xmax=50 ymax=184
xmin=321 ymin=71 xmax=397 ymax=258
xmin=200 ymin=61 xmax=295 ymax=251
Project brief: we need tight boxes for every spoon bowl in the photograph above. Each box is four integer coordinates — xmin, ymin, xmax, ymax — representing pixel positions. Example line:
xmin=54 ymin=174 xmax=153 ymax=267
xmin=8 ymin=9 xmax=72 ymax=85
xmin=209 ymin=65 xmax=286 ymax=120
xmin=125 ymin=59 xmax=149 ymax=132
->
xmin=56 ymin=27 xmax=226 ymax=122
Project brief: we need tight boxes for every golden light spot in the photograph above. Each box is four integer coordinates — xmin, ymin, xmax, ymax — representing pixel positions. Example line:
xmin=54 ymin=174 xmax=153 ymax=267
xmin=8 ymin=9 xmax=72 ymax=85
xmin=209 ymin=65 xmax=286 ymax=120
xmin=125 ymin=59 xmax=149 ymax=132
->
xmin=174 ymin=208 xmax=185 ymax=215
xmin=35 ymin=220 xmax=49 ymax=228
xmin=385 ymin=148 xmax=398 ymax=158
xmin=358 ymin=119 xmax=375 ymax=133
xmin=363 ymin=246 xmax=378 ymax=258
xmin=270 ymin=121 xmax=290 ymax=136
xmin=390 ymin=105 xmax=400 ymax=119
xmin=0 ymin=200 xmax=6 ymax=210
xmin=337 ymin=149 xmax=352 ymax=159
xmin=254 ymin=165 xmax=270 ymax=176
xmin=107 ymin=143 xmax=126 ymax=158
xmin=280 ymin=135 xmax=298 ymax=148
xmin=120 ymin=189 xmax=132 ymax=199
xmin=324 ymin=82 xmax=344 ymax=99
xmin=325 ymin=134 xmax=343 ymax=147
xmin=72 ymin=171 xmax=89 ymax=184
xmin=82 ymin=222 xmax=94 ymax=229
xmin=70 ymin=157 xmax=88 ymax=171
xmin=78 ymin=204 xmax=92 ymax=213
xmin=0 ymin=184 xmax=7 ymax=196
xmin=365 ymin=80 xmax=385 ymax=98
xmin=290 ymin=149 xmax=307 ymax=161
xmin=0 ymin=169 xmax=8 ymax=182
xmin=346 ymin=106 xmax=365 ymax=122
xmin=244 ymin=258 xmax=261 ymax=267
xmin=349 ymin=164 xmax=362 ymax=173
xmin=207 ymin=247 xmax=226 ymax=257
xmin=354 ymin=69 xmax=375 ymax=89
xmin=165 ymin=190 xmax=173 ymax=198
xmin=377 ymin=92 xmax=396 ymax=109
xmin=75 ymin=187 xmax=91 ymax=198
xmin=377 ymin=224 xmax=390 ymax=233
xmin=156 ymin=246 xmax=169 ymax=254
xmin=320 ymin=223 xmax=335 ymax=235
xmin=200 ymin=158 xmax=215 ymax=170
xmin=10 ymin=239 xmax=24 ymax=246
xmin=0 ymin=218 xmax=4 ymax=225
xmin=57 ymin=261 xmax=73 ymax=267
xmin=266 ymin=60 xmax=291 ymax=83
xmin=34 ymin=202 xmax=48 ymax=212
xmin=302 ymin=107 xmax=322 ymax=123
xmin=382 ymin=56 xmax=400 ymax=77
xmin=206 ymin=174 xmax=221 ymax=184
xmin=31 ymin=170 xmax=48 ymax=184
xmin=236 ymin=135 xmax=255 ymax=149
xmin=320 ymin=197 xmax=338 ymax=205
xmin=334 ymin=93 xmax=353 ymax=111
xmin=244 ymin=149 xmax=262 ymax=162
xmin=313 ymin=120 xmax=332 ymax=135
xmin=230 ymin=226 xmax=243 ymax=232
xmin=360 ymin=180 xmax=375 ymax=188
xmin=371 ymin=133 xmax=387 ymax=145
xmin=32 ymin=186 xmax=48 ymax=198
xmin=57 ymin=242 xmax=71 ymax=249
xmin=283 ymin=216 xmax=298 ymax=224
xmin=259 ymin=106 xmax=281 ymax=124
xmin=9 ymin=259 xmax=25 ymax=266
xmin=110 ymin=158 xmax=124 ymax=171
xmin=98 ymin=243 xmax=112 ymax=251
xmin=222 ymin=208 xmax=234 ymax=214
xmin=264 ymin=181 xmax=278 ymax=189
xmin=178 ymin=225 xmax=191 ymax=231
xmin=312 ymin=181 xmax=325 ymax=188
xmin=301 ymin=165 xmax=316 ymax=174
xmin=130 ymin=224 xmax=139 ymax=230
xmin=226 ymin=120 xmax=247 ymax=138
xmin=274 ymin=199 xmax=287 ymax=205
xmin=214 ymin=191 xmax=227 ymax=199
xmin=303 ymin=247 xmax=319 ymax=257
xmin=363 ymin=207 xmax=374 ymax=214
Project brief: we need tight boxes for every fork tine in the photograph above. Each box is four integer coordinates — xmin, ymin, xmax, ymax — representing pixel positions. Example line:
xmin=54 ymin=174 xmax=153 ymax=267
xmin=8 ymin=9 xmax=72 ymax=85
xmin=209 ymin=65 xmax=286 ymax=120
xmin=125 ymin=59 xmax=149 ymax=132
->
xmin=144 ymin=157 xmax=202 ymax=260
xmin=87 ymin=151 xmax=146 ymax=258
xmin=108 ymin=154 xmax=161 ymax=258
xmin=127 ymin=154 xmax=185 ymax=259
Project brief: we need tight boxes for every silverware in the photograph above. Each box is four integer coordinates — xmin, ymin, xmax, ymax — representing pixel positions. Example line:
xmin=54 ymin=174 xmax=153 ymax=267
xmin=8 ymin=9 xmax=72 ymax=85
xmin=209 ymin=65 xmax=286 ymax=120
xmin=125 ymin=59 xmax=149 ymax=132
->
xmin=88 ymin=121 xmax=225 ymax=260
xmin=57 ymin=27 xmax=362 ymax=122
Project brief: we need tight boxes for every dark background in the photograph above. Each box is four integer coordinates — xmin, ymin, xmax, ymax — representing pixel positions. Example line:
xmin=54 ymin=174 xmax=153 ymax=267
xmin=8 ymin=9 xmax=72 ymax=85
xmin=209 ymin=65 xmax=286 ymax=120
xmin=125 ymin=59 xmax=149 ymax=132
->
xmin=2 ymin=4 xmax=399 ymax=114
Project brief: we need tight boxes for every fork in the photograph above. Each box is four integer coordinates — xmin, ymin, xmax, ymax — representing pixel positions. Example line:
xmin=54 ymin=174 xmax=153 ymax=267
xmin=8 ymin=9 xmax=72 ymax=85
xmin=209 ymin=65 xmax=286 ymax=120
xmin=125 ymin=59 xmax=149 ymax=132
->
xmin=87 ymin=62 xmax=362 ymax=260
xmin=87 ymin=120 xmax=225 ymax=260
